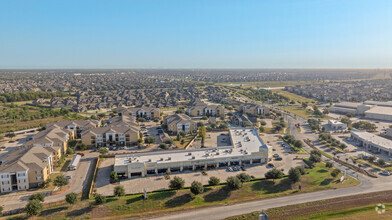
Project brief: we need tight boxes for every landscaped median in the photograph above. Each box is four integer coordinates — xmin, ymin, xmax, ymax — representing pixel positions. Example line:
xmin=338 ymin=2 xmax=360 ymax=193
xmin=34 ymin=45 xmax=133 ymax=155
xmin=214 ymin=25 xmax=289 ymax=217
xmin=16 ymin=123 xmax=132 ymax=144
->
xmin=5 ymin=162 xmax=359 ymax=219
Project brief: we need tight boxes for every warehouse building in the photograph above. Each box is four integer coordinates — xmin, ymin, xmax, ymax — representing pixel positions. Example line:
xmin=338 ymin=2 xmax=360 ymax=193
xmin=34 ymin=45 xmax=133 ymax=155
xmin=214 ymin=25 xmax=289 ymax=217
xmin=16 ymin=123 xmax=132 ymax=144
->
xmin=330 ymin=101 xmax=392 ymax=122
xmin=114 ymin=128 xmax=271 ymax=178
xmin=351 ymin=130 xmax=392 ymax=156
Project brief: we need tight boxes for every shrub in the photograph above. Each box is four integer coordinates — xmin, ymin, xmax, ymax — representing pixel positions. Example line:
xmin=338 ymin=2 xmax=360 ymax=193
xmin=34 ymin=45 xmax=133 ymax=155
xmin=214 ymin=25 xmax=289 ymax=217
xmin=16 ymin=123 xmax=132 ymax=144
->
xmin=190 ymin=181 xmax=204 ymax=195
xmin=208 ymin=176 xmax=220 ymax=186
xmin=260 ymin=120 xmax=267 ymax=126
xmin=144 ymin=136 xmax=156 ymax=145
xmin=226 ymin=176 xmax=242 ymax=190
xmin=310 ymin=150 xmax=321 ymax=157
xmin=169 ymin=176 xmax=185 ymax=190
xmin=331 ymin=169 xmax=341 ymax=178
xmin=29 ymin=193 xmax=44 ymax=202
xmin=236 ymin=173 xmax=251 ymax=182
xmin=309 ymin=154 xmax=321 ymax=163
xmin=65 ymin=193 xmax=78 ymax=205
xmin=95 ymin=194 xmax=105 ymax=205
xmin=25 ymin=199 xmax=43 ymax=216
xmin=76 ymin=143 xmax=87 ymax=150
xmin=53 ymin=175 xmax=69 ymax=189
xmin=165 ymin=139 xmax=174 ymax=145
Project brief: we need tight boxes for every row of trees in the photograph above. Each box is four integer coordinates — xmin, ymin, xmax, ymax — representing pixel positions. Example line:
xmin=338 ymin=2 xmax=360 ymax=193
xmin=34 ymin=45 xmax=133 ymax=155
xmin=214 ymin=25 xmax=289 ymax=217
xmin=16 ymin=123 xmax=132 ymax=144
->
xmin=283 ymin=134 xmax=304 ymax=148
xmin=0 ymin=91 xmax=68 ymax=103
xmin=319 ymin=133 xmax=347 ymax=150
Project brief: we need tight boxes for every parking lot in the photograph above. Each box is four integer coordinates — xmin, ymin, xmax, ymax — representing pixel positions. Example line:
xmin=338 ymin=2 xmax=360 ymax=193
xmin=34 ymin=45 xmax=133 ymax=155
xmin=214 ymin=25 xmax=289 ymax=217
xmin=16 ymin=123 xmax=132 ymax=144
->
xmin=94 ymin=133 xmax=304 ymax=196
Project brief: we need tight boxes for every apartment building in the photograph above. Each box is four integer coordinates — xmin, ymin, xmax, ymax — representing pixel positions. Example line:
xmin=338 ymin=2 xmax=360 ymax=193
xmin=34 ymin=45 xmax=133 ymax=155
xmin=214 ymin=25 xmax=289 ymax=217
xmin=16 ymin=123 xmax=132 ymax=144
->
xmin=81 ymin=125 xmax=140 ymax=147
xmin=46 ymin=119 xmax=100 ymax=138
xmin=118 ymin=106 xmax=160 ymax=120
xmin=242 ymin=103 xmax=270 ymax=116
xmin=187 ymin=102 xmax=225 ymax=117
xmin=0 ymin=146 xmax=54 ymax=192
xmin=164 ymin=114 xmax=197 ymax=134
xmin=24 ymin=125 xmax=73 ymax=161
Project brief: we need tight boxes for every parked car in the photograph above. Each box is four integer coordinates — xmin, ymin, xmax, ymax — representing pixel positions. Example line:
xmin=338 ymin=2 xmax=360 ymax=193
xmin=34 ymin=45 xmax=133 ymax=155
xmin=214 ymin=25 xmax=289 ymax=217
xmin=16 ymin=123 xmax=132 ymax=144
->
xmin=275 ymin=157 xmax=283 ymax=161
xmin=266 ymin=163 xmax=274 ymax=168
xmin=273 ymin=153 xmax=279 ymax=158
xmin=379 ymin=171 xmax=390 ymax=176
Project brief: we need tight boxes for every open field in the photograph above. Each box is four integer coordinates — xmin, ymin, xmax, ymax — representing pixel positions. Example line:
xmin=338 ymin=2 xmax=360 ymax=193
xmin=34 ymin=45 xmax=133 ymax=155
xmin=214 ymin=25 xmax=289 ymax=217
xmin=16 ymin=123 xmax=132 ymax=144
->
xmin=272 ymin=89 xmax=316 ymax=104
xmin=0 ymin=116 xmax=65 ymax=134
xmin=5 ymin=162 xmax=359 ymax=219
xmin=227 ymin=191 xmax=392 ymax=220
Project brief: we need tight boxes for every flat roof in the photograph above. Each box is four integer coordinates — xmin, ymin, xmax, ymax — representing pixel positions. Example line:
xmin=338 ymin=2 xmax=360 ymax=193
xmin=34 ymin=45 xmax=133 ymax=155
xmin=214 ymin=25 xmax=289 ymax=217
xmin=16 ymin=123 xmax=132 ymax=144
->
xmin=365 ymin=106 xmax=392 ymax=116
xmin=328 ymin=119 xmax=344 ymax=125
xmin=115 ymin=128 xmax=269 ymax=166
xmin=334 ymin=102 xmax=362 ymax=109
xmin=352 ymin=130 xmax=392 ymax=150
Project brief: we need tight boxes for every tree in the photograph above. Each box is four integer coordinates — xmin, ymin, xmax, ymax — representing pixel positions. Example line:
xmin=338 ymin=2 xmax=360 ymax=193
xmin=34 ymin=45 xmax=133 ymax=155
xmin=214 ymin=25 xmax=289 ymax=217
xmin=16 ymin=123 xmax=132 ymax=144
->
xmin=144 ymin=136 xmax=156 ymax=145
xmin=29 ymin=193 xmax=44 ymax=202
xmin=260 ymin=120 xmax=267 ymax=126
xmin=288 ymin=167 xmax=301 ymax=183
xmin=265 ymin=168 xmax=284 ymax=182
xmin=310 ymin=150 xmax=322 ymax=157
xmin=114 ymin=185 xmax=125 ymax=197
xmin=219 ymin=123 xmax=228 ymax=129
xmin=165 ymin=139 xmax=174 ymax=145
xmin=236 ymin=173 xmax=251 ymax=182
xmin=76 ymin=143 xmax=87 ymax=150
xmin=110 ymin=171 xmax=118 ymax=183
xmin=326 ymin=162 xmax=333 ymax=168
xmin=243 ymin=121 xmax=252 ymax=127
xmin=159 ymin=143 xmax=168 ymax=149
xmin=208 ymin=176 xmax=220 ymax=186
xmin=295 ymin=166 xmax=306 ymax=175
xmin=65 ymin=193 xmax=78 ymax=205
xmin=66 ymin=147 xmax=74 ymax=155
xmin=98 ymin=147 xmax=109 ymax=155
xmin=309 ymin=154 xmax=321 ymax=163
xmin=25 ymin=199 xmax=43 ymax=216
xmin=368 ymin=156 xmax=377 ymax=163
xmin=302 ymin=102 xmax=308 ymax=109
xmin=170 ymin=176 xmax=185 ymax=190
xmin=53 ymin=175 xmax=69 ymax=189
xmin=226 ymin=176 xmax=242 ymax=190
xmin=95 ymin=194 xmax=105 ymax=205
xmin=190 ymin=181 xmax=204 ymax=195
xmin=259 ymin=126 xmax=265 ymax=132
xmin=377 ymin=159 xmax=386 ymax=167
xmin=331 ymin=169 xmax=341 ymax=178
xmin=293 ymin=140 xmax=303 ymax=148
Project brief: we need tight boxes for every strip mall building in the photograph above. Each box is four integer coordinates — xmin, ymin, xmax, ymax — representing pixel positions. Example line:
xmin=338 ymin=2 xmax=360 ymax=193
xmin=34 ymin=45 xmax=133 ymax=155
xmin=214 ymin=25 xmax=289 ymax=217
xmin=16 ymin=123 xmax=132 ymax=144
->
xmin=114 ymin=128 xmax=272 ymax=178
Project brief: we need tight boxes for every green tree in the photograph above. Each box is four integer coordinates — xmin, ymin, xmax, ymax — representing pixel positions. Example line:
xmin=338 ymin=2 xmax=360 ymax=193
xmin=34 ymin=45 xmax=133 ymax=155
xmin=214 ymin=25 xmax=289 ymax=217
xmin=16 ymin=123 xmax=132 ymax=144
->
xmin=310 ymin=150 xmax=322 ymax=157
xmin=94 ymin=194 xmax=105 ymax=205
xmin=98 ymin=147 xmax=109 ymax=155
xmin=331 ymin=169 xmax=341 ymax=178
xmin=259 ymin=126 xmax=265 ymax=132
xmin=29 ymin=193 xmax=44 ymax=202
xmin=265 ymin=168 xmax=284 ymax=182
xmin=114 ymin=185 xmax=125 ymax=197
xmin=159 ymin=143 xmax=168 ymax=149
xmin=377 ymin=159 xmax=386 ymax=167
xmin=190 ymin=181 xmax=204 ymax=195
xmin=295 ymin=166 xmax=306 ymax=175
xmin=144 ymin=136 xmax=156 ymax=145
xmin=76 ymin=143 xmax=87 ymax=150
xmin=53 ymin=175 xmax=69 ymax=189
xmin=288 ymin=167 xmax=301 ymax=183
xmin=309 ymin=154 xmax=321 ymax=163
xmin=236 ymin=173 xmax=251 ymax=182
xmin=208 ymin=176 xmax=220 ymax=186
xmin=226 ymin=176 xmax=242 ymax=190
xmin=65 ymin=193 xmax=78 ymax=205
xmin=169 ymin=176 xmax=185 ymax=190
xmin=66 ymin=147 xmax=74 ymax=155
xmin=326 ymin=162 xmax=333 ymax=168
xmin=110 ymin=171 xmax=118 ymax=183
xmin=25 ymin=199 xmax=43 ymax=216
xmin=5 ymin=132 xmax=15 ymax=140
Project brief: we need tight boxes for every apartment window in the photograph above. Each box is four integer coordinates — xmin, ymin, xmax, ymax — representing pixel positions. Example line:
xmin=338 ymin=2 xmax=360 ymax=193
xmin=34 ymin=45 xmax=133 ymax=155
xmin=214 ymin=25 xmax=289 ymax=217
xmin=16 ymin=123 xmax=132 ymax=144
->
xmin=36 ymin=177 xmax=42 ymax=181
xmin=36 ymin=170 xmax=42 ymax=175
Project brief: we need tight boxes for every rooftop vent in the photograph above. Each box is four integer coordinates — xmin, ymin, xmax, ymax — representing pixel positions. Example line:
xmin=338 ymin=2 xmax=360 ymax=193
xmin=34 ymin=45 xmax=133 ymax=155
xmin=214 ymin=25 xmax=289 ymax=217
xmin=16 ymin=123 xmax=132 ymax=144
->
xmin=188 ymin=152 xmax=192 ymax=156
xmin=192 ymin=156 xmax=195 ymax=159
xmin=148 ymin=159 xmax=152 ymax=162
xmin=168 ymin=157 xmax=171 ymax=161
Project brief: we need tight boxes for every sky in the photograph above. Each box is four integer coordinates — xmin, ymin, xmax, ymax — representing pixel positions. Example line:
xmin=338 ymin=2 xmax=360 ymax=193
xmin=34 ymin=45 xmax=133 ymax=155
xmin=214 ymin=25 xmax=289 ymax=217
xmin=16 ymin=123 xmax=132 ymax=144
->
xmin=1 ymin=0 xmax=392 ymax=69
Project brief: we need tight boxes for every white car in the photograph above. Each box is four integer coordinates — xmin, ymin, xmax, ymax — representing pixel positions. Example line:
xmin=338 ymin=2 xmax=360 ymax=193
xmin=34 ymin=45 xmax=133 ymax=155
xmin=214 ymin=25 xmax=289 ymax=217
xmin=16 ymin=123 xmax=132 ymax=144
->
xmin=379 ymin=171 xmax=390 ymax=176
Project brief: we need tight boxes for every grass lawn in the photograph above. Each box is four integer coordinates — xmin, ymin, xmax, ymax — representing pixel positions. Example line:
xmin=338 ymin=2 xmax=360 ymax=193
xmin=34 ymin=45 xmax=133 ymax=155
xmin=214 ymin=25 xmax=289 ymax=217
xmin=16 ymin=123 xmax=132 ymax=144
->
xmin=283 ymin=105 xmax=329 ymax=120
xmin=8 ymin=162 xmax=359 ymax=219
xmin=173 ymin=135 xmax=195 ymax=149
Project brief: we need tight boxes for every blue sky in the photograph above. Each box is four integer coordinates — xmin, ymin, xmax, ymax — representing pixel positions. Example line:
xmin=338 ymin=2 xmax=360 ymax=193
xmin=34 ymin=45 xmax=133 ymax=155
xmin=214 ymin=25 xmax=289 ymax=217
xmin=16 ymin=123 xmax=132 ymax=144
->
xmin=1 ymin=0 xmax=392 ymax=68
